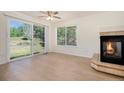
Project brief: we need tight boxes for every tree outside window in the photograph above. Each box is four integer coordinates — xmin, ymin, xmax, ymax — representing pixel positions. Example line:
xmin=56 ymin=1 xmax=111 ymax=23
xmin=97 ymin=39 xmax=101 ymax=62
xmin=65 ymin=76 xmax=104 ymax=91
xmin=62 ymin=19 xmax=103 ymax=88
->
xmin=57 ymin=26 xmax=77 ymax=46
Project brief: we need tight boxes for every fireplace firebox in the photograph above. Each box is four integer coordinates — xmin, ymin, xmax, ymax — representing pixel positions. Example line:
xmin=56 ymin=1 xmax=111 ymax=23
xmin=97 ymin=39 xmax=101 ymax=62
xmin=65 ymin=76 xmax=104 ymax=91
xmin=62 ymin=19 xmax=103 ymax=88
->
xmin=100 ymin=35 xmax=124 ymax=65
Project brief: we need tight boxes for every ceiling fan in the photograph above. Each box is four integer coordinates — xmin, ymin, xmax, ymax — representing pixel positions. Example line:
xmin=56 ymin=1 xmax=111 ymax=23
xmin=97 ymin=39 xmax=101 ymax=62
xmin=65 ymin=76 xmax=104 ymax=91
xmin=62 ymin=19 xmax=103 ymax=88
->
xmin=38 ymin=11 xmax=61 ymax=21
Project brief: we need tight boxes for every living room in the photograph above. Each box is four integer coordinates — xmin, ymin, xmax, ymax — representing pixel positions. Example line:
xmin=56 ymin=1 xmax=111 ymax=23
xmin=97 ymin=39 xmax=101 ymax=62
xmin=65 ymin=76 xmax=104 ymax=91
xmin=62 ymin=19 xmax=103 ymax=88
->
xmin=1 ymin=0 xmax=124 ymax=93
xmin=0 ymin=11 xmax=124 ymax=80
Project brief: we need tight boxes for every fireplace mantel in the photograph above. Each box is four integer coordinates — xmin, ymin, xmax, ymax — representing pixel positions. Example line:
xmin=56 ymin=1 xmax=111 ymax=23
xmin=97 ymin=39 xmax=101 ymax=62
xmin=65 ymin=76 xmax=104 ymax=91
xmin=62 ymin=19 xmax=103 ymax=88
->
xmin=91 ymin=53 xmax=124 ymax=77
xmin=100 ymin=31 xmax=124 ymax=36
xmin=91 ymin=31 xmax=124 ymax=77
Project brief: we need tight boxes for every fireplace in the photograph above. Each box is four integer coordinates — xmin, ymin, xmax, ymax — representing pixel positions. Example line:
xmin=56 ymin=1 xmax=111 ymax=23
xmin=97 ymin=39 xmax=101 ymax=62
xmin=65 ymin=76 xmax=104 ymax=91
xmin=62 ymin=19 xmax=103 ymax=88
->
xmin=100 ymin=35 xmax=124 ymax=65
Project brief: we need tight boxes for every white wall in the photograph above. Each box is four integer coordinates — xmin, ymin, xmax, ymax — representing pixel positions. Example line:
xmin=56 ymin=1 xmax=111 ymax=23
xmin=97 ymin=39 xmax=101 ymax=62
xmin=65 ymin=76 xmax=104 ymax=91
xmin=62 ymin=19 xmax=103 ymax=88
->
xmin=0 ymin=12 xmax=8 ymax=64
xmin=0 ymin=11 xmax=50 ymax=64
xmin=50 ymin=12 xmax=124 ymax=58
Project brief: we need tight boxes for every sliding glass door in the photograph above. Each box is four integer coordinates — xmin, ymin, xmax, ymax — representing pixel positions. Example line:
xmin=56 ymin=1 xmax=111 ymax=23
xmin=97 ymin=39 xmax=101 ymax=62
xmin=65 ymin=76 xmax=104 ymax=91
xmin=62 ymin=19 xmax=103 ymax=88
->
xmin=10 ymin=20 xmax=32 ymax=59
xmin=33 ymin=25 xmax=45 ymax=54
xmin=9 ymin=19 xmax=46 ymax=60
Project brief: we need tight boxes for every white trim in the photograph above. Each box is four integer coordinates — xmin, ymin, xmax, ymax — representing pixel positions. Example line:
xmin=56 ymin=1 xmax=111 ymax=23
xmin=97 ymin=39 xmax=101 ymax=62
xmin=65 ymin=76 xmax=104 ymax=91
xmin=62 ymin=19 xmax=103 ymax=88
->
xmin=65 ymin=26 xmax=67 ymax=45
xmin=44 ymin=26 xmax=49 ymax=53
xmin=3 ymin=12 xmax=49 ymax=26
xmin=7 ymin=16 xmax=10 ymax=62
xmin=8 ymin=17 xmax=33 ymax=26
xmin=29 ymin=23 xmax=33 ymax=56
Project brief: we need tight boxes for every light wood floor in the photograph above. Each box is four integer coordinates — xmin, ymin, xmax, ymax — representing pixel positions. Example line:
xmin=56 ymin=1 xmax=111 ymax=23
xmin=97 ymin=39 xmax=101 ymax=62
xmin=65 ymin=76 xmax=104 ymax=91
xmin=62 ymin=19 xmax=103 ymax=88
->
xmin=0 ymin=53 xmax=124 ymax=81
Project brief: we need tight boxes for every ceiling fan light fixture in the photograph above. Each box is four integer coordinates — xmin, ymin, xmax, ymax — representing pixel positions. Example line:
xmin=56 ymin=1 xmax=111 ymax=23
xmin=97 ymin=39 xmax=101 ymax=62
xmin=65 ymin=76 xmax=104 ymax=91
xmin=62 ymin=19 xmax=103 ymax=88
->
xmin=46 ymin=16 xmax=53 ymax=21
xmin=39 ymin=11 xmax=61 ymax=21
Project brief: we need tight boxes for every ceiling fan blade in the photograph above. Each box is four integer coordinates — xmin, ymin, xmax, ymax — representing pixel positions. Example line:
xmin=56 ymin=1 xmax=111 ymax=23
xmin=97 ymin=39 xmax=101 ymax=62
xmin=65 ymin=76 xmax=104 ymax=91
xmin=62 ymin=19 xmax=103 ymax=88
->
xmin=53 ymin=12 xmax=58 ymax=15
xmin=40 ymin=11 xmax=47 ymax=15
xmin=38 ymin=15 xmax=47 ymax=18
xmin=53 ymin=16 xmax=61 ymax=19
xmin=38 ymin=11 xmax=61 ymax=20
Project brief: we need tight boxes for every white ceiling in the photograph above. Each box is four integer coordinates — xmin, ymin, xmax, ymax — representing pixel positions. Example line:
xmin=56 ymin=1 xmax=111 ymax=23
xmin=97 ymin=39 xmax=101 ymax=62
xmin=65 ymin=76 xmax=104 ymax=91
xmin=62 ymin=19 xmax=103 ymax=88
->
xmin=20 ymin=11 xmax=102 ymax=22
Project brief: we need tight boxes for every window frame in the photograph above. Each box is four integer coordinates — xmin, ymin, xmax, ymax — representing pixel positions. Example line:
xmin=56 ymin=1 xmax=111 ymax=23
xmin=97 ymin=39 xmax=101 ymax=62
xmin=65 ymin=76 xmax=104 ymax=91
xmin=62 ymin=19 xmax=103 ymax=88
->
xmin=56 ymin=26 xmax=77 ymax=47
xmin=7 ymin=18 xmax=33 ymax=61
xmin=57 ymin=27 xmax=66 ymax=45
xmin=33 ymin=24 xmax=46 ymax=54
xmin=7 ymin=17 xmax=48 ymax=62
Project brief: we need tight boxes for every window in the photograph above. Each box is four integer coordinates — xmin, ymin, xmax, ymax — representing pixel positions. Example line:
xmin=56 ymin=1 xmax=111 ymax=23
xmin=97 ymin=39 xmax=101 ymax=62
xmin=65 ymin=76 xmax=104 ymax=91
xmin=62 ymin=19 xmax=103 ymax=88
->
xmin=57 ymin=26 xmax=77 ymax=46
xmin=33 ymin=25 xmax=45 ymax=54
xmin=66 ymin=26 xmax=77 ymax=46
xmin=9 ymin=19 xmax=46 ymax=60
xmin=57 ymin=27 xmax=65 ymax=45
xmin=10 ymin=20 xmax=32 ymax=59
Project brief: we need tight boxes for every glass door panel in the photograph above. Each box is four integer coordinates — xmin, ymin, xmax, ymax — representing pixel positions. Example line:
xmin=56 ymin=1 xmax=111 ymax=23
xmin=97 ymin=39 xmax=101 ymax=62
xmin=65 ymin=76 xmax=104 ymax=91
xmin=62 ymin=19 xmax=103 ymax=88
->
xmin=33 ymin=25 xmax=45 ymax=54
xmin=10 ymin=20 xmax=32 ymax=59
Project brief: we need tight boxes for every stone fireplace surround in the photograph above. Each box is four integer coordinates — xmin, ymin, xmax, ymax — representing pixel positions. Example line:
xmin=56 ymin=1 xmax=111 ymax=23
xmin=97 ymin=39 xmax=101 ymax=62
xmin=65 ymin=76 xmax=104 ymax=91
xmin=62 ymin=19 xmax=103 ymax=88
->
xmin=91 ymin=31 xmax=124 ymax=77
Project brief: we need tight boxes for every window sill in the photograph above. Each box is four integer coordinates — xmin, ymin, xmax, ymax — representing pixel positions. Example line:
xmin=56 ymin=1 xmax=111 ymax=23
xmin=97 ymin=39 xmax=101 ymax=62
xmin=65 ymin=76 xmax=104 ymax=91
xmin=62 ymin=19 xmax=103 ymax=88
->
xmin=56 ymin=45 xmax=78 ymax=48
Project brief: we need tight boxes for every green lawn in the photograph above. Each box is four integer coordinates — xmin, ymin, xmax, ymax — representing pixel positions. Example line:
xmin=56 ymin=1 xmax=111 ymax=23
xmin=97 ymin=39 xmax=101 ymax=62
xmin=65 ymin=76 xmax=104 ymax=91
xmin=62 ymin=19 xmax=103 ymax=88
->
xmin=10 ymin=37 xmax=44 ymax=59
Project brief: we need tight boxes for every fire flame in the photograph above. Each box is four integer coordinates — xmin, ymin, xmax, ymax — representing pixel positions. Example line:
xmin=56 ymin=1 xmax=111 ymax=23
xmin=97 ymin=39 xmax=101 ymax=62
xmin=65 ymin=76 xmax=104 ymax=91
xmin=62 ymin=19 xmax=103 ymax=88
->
xmin=106 ymin=41 xmax=115 ymax=55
